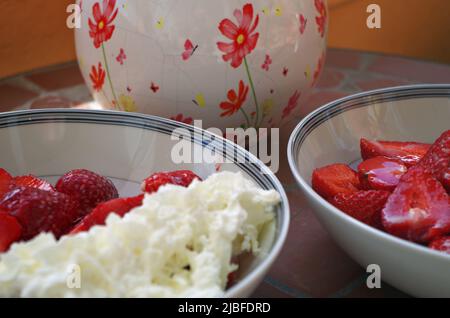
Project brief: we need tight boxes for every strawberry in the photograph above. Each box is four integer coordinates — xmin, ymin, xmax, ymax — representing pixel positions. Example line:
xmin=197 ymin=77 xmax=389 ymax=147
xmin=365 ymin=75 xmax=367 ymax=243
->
xmin=429 ymin=236 xmax=450 ymax=255
xmin=443 ymin=168 xmax=450 ymax=193
xmin=0 ymin=168 xmax=13 ymax=199
xmin=381 ymin=166 xmax=450 ymax=243
xmin=329 ymin=190 xmax=390 ymax=227
xmin=142 ymin=170 xmax=202 ymax=193
xmin=13 ymin=175 xmax=55 ymax=192
xmin=312 ymin=164 xmax=360 ymax=199
xmin=55 ymin=169 xmax=119 ymax=218
xmin=360 ymin=138 xmax=430 ymax=167
xmin=0 ymin=187 xmax=79 ymax=240
xmin=419 ymin=130 xmax=450 ymax=185
xmin=0 ymin=210 xmax=22 ymax=253
xmin=357 ymin=156 xmax=407 ymax=192
xmin=70 ymin=194 xmax=144 ymax=234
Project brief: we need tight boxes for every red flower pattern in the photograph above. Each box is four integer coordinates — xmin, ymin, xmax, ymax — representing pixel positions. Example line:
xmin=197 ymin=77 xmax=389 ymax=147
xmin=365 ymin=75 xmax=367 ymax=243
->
xmin=314 ymin=0 xmax=327 ymax=38
xmin=312 ymin=52 xmax=325 ymax=86
xmin=89 ymin=63 xmax=106 ymax=92
xmin=261 ymin=54 xmax=272 ymax=71
xmin=217 ymin=3 xmax=260 ymax=68
xmin=299 ymin=14 xmax=307 ymax=34
xmin=170 ymin=114 xmax=193 ymax=125
xmin=282 ymin=90 xmax=301 ymax=119
xmin=88 ymin=0 xmax=119 ymax=48
xmin=220 ymin=80 xmax=249 ymax=117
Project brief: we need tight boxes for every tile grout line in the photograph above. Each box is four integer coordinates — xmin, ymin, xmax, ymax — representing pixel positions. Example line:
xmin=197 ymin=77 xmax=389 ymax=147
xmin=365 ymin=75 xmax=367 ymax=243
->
xmin=263 ymin=276 xmax=312 ymax=298
xmin=328 ymin=273 xmax=367 ymax=298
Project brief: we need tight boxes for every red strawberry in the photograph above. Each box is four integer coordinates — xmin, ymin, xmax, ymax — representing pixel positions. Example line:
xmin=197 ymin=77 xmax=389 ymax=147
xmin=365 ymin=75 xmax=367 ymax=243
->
xmin=429 ymin=236 xmax=450 ymax=255
xmin=360 ymin=138 xmax=430 ymax=167
xmin=70 ymin=194 xmax=144 ymax=234
xmin=13 ymin=175 xmax=55 ymax=192
xmin=357 ymin=156 xmax=407 ymax=192
xmin=0 ymin=210 xmax=22 ymax=252
xmin=0 ymin=187 xmax=79 ymax=240
xmin=329 ymin=190 xmax=390 ymax=227
xmin=382 ymin=166 xmax=450 ymax=243
xmin=419 ymin=130 xmax=450 ymax=185
xmin=55 ymin=169 xmax=119 ymax=218
xmin=0 ymin=168 xmax=13 ymax=199
xmin=443 ymin=168 xmax=450 ymax=193
xmin=312 ymin=164 xmax=360 ymax=199
xmin=142 ymin=170 xmax=202 ymax=193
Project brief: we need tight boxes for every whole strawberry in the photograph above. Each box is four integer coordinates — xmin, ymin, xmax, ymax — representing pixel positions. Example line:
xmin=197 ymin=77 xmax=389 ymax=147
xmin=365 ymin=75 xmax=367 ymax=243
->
xmin=55 ymin=169 xmax=118 ymax=217
xmin=0 ymin=187 xmax=79 ymax=240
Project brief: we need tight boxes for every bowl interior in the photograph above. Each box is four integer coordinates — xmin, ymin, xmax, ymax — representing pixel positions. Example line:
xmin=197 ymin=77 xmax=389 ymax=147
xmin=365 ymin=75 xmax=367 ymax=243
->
xmin=0 ymin=109 xmax=289 ymax=296
xmin=292 ymin=87 xmax=450 ymax=184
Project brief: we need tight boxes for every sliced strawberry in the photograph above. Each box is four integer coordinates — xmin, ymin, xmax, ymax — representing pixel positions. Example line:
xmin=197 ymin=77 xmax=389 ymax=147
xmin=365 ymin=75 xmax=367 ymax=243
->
xmin=357 ymin=156 xmax=407 ymax=192
xmin=0 ymin=168 xmax=13 ymax=199
xmin=70 ymin=194 xmax=144 ymax=234
xmin=329 ymin=190 xmax=390 ymax=227
xmin=382 ymin=166 xmax=450 ymax=243
xmin=312 ymin=164 xmax=360 ymax=199
xmin=13 ymin=175 xmax=55 ymax=192
xmin=142 ymin=170 xmax=202 ymax=193
xmin=419 ymin=130 xmax=450 ymax=185
xmin=443 ymin=168 xmax=450 ymax=193
xmin=360 ymin=138 xmax=430 ymax=167
xmin=56 ymin=169 xmax=119 ymax=218
xmin=429 ymin=236 xmax=450 ymax=255
xmin=0 ymin=210 xmax=22 ymax=253
xmin=0 ymin=186 xmax=79 ymax=240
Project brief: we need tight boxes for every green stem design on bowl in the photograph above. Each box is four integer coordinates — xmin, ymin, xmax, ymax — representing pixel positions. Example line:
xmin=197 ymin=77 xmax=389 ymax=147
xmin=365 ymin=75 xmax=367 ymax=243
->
xmin=239 ymin=107 xmax=251 ymax=128
xmin=244 ymin=57 xmax=260 ymax=128
xmin=101 ymin=43 xmax=120 ymax=110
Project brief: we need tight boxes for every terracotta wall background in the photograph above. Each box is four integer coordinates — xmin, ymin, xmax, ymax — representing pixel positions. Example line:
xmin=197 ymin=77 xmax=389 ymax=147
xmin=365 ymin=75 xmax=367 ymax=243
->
xmin=0 ymin=0 xmax=449 ymax=79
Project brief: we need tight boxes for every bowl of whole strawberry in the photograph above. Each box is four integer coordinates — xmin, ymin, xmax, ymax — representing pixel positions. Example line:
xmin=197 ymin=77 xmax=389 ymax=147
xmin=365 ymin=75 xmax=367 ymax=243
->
xmin=288 ymin=84 xmax=450 ymax=297
xmin=0 ymin=109 xmax=289 ymax=298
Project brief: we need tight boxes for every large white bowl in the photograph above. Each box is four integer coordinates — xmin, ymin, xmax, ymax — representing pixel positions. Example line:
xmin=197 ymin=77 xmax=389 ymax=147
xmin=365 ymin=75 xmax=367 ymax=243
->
xmin=0 ymin=109 xmax=289 ymax=298
xmin=288 ymin=84 xmax=450 ymax=297
xmin=75 ymin=0 xmax=327 ymax=129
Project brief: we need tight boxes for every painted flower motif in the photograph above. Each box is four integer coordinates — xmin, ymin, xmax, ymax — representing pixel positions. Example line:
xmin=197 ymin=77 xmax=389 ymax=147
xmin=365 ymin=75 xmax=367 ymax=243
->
xmin=220 ymin=80 xmax=249 ymax=117
xmin=261 ymin=54 xmax=272 ymax=71
xmin=171 ymin=114 xmax=193 ymax=125
xmin=217 ymin=3 xmax=260 ymax=68
xmin=88 ymin=0 xmax=119 ymax=49
xmin=118 ymin=94 xmax=136 ymax=112
xmin=312 ymin=52 xmax=326 ymax=86
xmin=89 ymin=62 xmax=105 ymax=92
xmin=315 ymin=0 xmax=327 ymax=38
xmin=282 ymin=90 xmax=301 ymax=119
xmin=299 ymin=14 xmax=307 ymax=34
xmin=116 ymin=48 xmax=126 ymax=65
xmin=262 ymin=99 xmax=274 ymax=116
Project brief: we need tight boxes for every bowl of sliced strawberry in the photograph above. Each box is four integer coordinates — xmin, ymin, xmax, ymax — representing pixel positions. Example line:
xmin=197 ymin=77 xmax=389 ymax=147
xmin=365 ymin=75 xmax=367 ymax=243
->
xmin=288 ymin=85 xmax=450 ymax=297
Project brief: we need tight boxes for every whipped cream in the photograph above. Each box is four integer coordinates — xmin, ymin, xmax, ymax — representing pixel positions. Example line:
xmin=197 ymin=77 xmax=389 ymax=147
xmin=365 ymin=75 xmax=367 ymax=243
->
xmin=0 ymin=171 xmax=280 ymax=297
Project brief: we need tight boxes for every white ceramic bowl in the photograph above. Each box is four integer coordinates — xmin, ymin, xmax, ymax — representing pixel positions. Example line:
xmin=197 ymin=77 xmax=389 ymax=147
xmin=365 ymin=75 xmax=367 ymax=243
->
xmin=75 ymin=0 xmax=328 ymax=129
xmin=288 ymin=84 xmax=450 ymax=297
xmin=0 ymin=109 xmax=289 ymax=298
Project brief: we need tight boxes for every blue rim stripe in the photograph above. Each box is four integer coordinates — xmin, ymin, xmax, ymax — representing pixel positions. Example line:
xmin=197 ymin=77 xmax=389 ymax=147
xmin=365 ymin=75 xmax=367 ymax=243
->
xmin=290 ymin=85 xmax=450 ymax=156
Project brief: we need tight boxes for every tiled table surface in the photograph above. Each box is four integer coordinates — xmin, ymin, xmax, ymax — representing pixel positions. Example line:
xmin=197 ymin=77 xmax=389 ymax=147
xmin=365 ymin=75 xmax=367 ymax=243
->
xmin=1 ymin=48 xmax=450 ymax=298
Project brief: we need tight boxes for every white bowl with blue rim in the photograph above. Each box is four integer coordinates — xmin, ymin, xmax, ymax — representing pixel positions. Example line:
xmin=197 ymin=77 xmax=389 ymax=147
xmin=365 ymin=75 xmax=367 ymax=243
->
xmin=0 ymin=109 xmax=289 ymax=298
xmin=288 ymin=84 xmax=450 ymax=297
